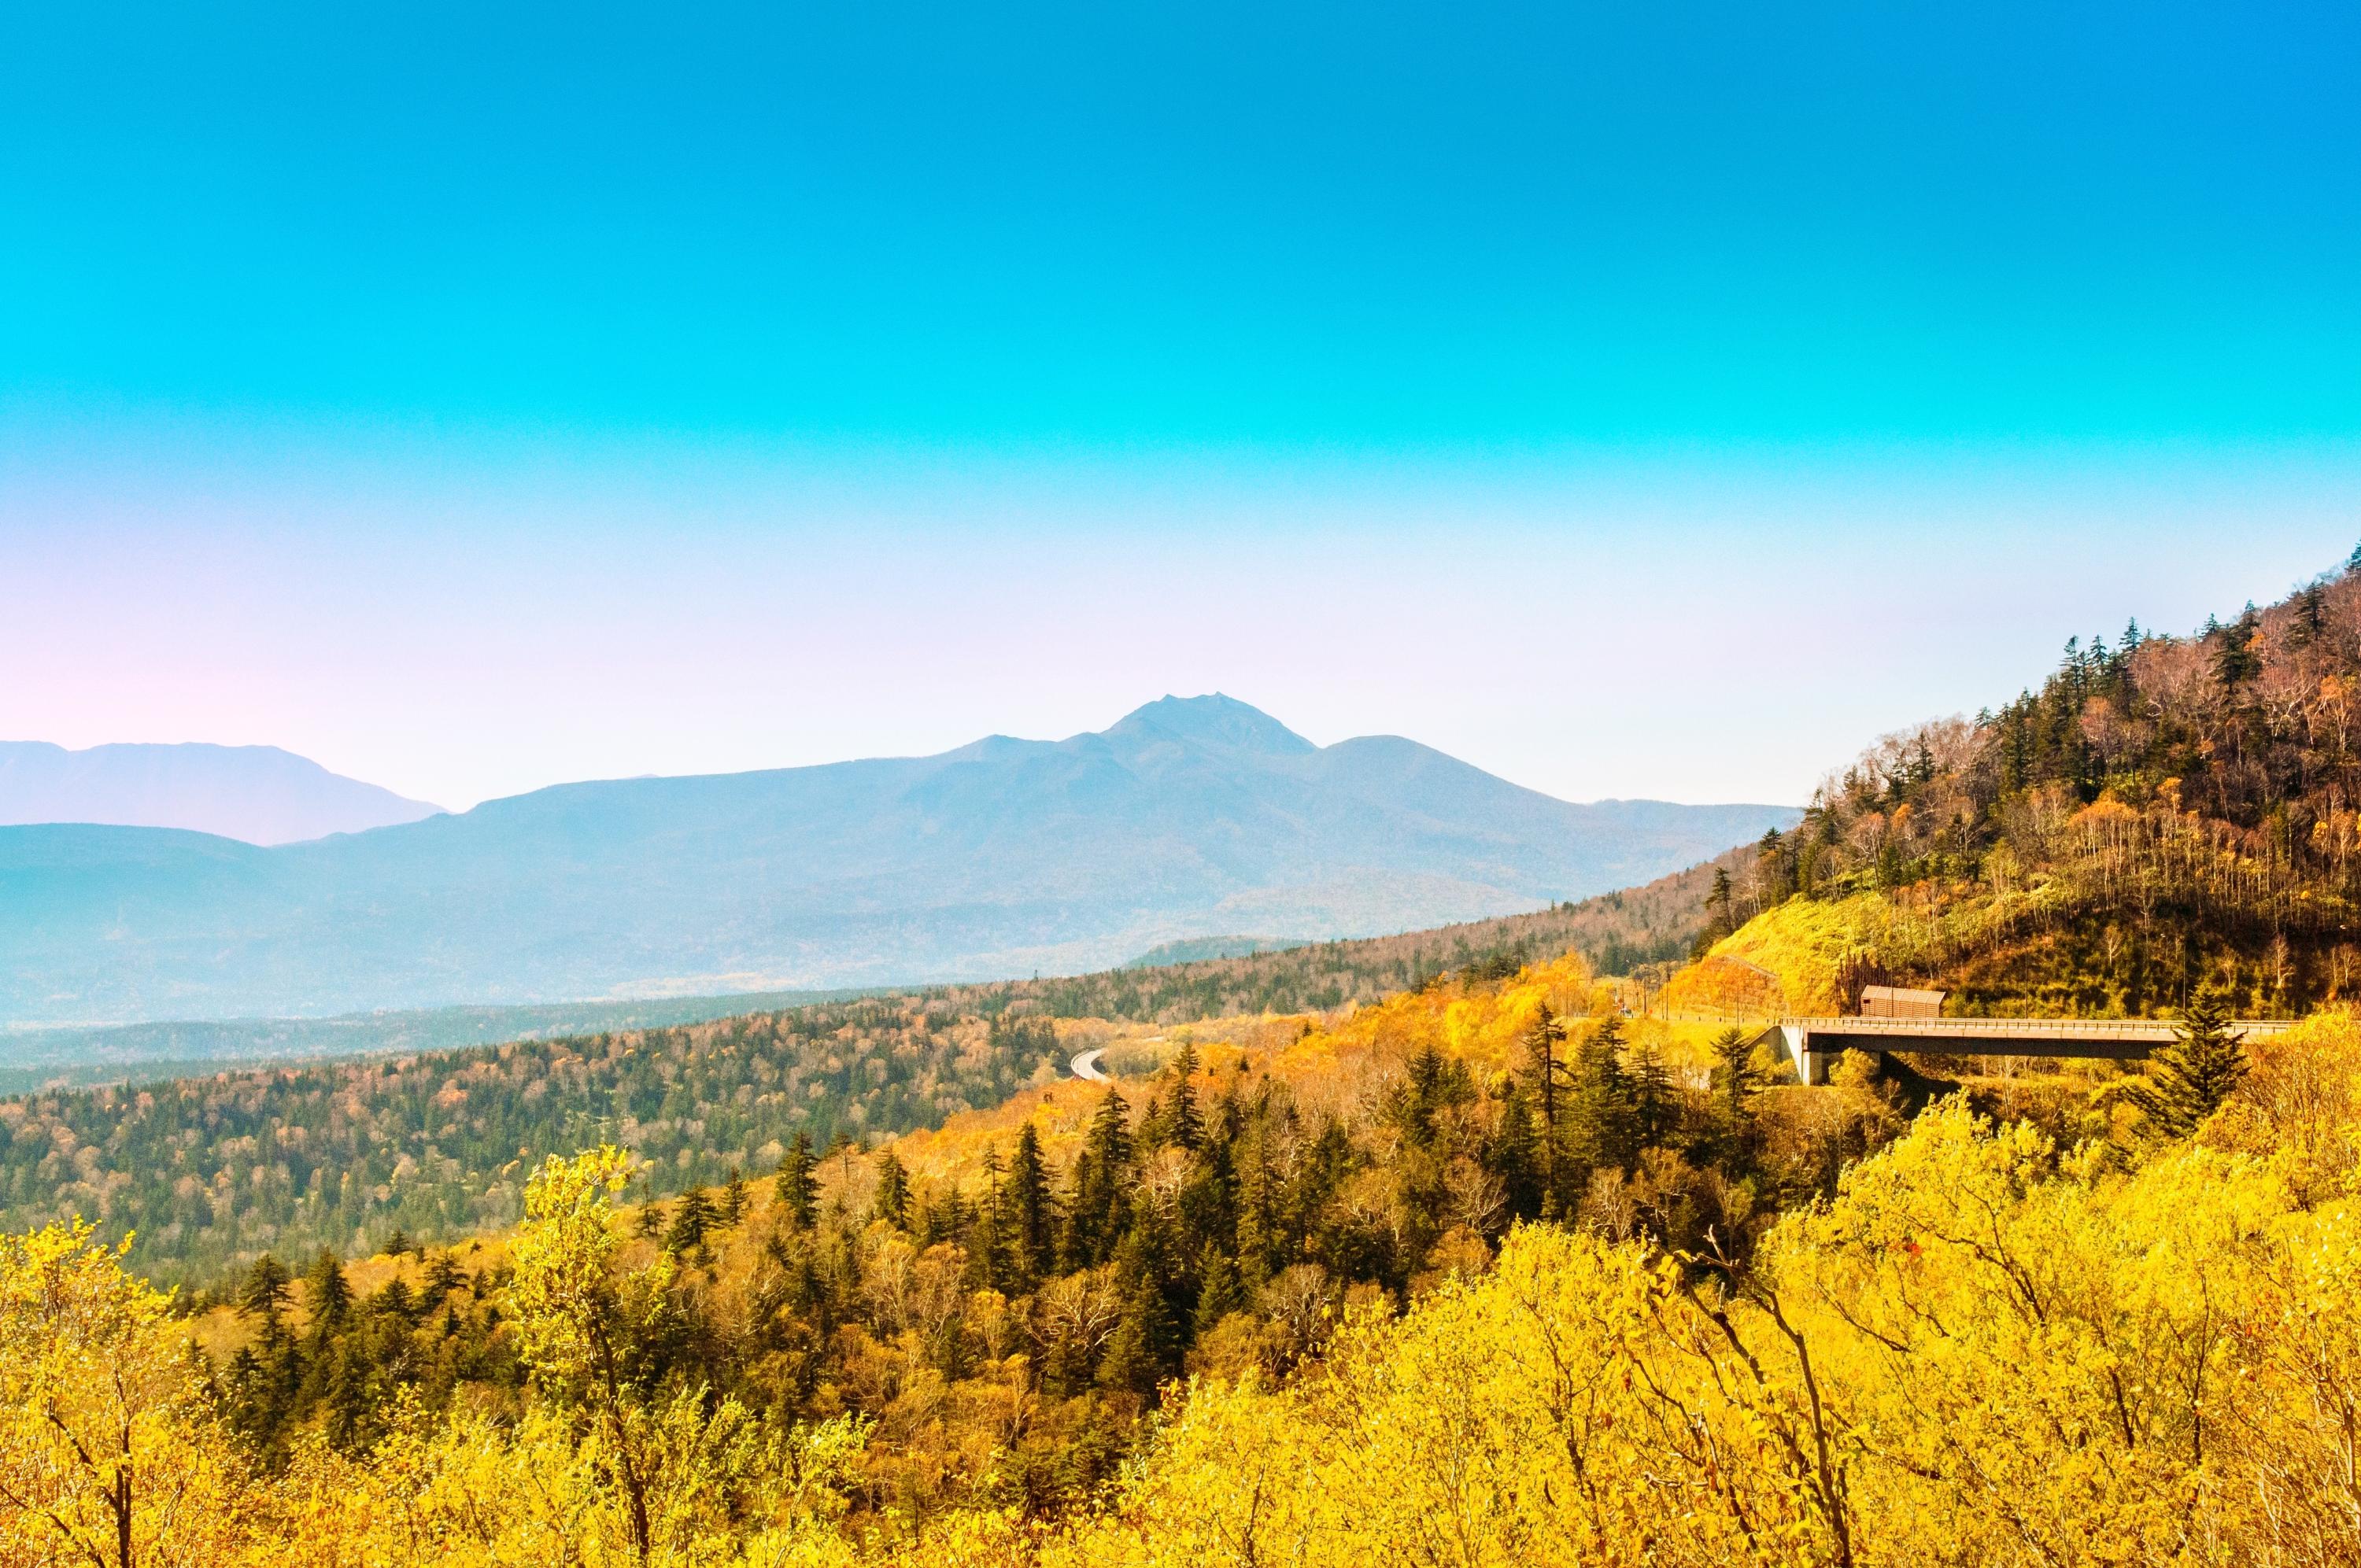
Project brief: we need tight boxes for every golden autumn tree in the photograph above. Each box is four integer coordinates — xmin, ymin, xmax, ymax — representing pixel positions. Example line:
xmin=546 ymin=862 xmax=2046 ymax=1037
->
xmin=0 ymin=1223 xmax=255 ymax=1568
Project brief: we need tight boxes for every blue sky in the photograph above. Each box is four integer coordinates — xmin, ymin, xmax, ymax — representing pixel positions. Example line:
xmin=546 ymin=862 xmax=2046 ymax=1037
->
xmin=3 ymin=2 xmax=2358 ymax=807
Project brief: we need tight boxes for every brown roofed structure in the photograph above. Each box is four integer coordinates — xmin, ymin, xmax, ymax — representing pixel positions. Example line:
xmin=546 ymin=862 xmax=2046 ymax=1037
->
xmin=1857 ymin=984 xmax=1946 ymax=1019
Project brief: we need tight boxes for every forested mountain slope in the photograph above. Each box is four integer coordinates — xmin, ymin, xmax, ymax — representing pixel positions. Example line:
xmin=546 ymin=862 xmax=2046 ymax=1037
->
xmin=17 ymin=567 xmax=2361 ymax=1566
xmin=0 ymin=850 xmax=1742 ymax=1281
xmin=0 ymin=695 xmax=1793 ymax=1025
xmin=1672 ymin=554 xmax=2361 ymax=1017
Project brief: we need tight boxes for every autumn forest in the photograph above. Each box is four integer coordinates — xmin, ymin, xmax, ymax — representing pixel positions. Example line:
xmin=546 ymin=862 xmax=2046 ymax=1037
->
xmin=13 ymin=555 xmax=2361 ymax=1566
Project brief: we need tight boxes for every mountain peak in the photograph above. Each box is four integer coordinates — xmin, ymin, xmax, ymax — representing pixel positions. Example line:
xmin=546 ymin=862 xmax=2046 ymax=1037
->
xmin=1103 ymin=694 xmax=1317 ymax=756
xmin=0 ymin=740 xmax=442 ymax=846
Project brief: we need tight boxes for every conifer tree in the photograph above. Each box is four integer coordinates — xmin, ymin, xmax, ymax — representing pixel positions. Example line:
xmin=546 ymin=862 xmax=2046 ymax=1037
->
xmin=1563 ymin=1017 xmax=1639 ymax=1186
xmin=304 ymin=1248 xmax=352 ymax=1336
xmin=778 ymin=1132 xmax=818 ymax=1230
xmin=1065 ymin=1089 xmax=1134 ymax=1267
xmin=636 ymin=1200 xmax=667 ymax=1240
xmin=873 ymin=1148 xmax=911 ymax=1230
xmin=1706 ymin=868 xmax=1735 ymax=935
xmin=1099 ymin=1199 xmax=1184 ymax=1396
xmin=1484 ymin=1079 xmax=1545 ymax=1222
xmin=1521 ymin=1004 xmax=1567 ymax=1197
xmin=239 ymin=1254 xmax=294 ymax=1339
xmin=320 ymin=1341 xmax=375 ymax=1453
xmin=2134 ymin=994 xmax=2249 ymax=1139
xmin=375 ymin=1277 xmax=416 ymax=1325
xmin=1232 ymin=1142 xmax=1281 ymax=1289
xmin=1007 ymin=1121 xmax=1057 ymax=1286
xmin=1192 ymin=1248 xmax=1246 ymax=1336
xmin=1163 ymin=1042 xmax=1203 ymax=1153
xmin=1629 ymin=1039 xmax=1675 ymax=1148
xmin=421 ymin=1250 xmax=466 ymax=1302
xmin=663 ymin=1186 xmax=719 ymax=1256
xmin=718 ymin=1165 xmax=748 ymax=1228
xmin=1712 ymin=1026 xmax=1761 ymax=1127
xmin=974 ymin=1149 xmax=1011 ymax=1291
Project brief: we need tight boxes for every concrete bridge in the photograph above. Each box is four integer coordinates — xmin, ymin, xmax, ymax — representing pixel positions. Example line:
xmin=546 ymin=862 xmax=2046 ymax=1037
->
xmin=1765 ymin=1015 xmax=2295 ymax=1085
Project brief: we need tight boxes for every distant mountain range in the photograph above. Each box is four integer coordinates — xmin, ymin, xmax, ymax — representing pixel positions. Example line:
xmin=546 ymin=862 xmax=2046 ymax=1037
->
xmin=0 ymin=741 xmax=442 ymax=845
xmin=0 ymin=695 xmax=1797 ymax=1026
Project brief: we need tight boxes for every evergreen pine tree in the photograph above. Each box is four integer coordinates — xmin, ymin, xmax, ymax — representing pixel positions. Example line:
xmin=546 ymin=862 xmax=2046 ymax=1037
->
xmin=1563 ymin=1017 xmax=1640 ymax=1185
xmin=240 ymin=1253 xmax=294 ymax=1338
xmin=1163 ymin=1042 xmax=1203 ymax=1152
xmin=1192 ymin=1248 xmax=1246 ymax=1336
xmin=321 ymin=1341 xmax=375 ymax=1453
xmin=663 ymin=1186 xmax=719 ymax=1256
xmin=778 ymin=1131 xmax=819 ymax=1230
xmin=1232 ymin=1142 xmax=1281 ymax=1289
xmin=1521 ymin=1004 xmax=1567 ymax=1199
xmin=718 ymin=1165 xmax=748 ymax=1228
xmin=375 ymin=1278 xmax=416 ymax=1324
xmin=1066 ymin=1088 xmax=1134 ymax=1267
xmin=304 ymin=1248 xmax=352 ymax=1337
xmin=873 ymin=1148 xmax=911 ymax=1229
xmin=637 ymin=1199 xmax=667 ymax=1240
xmin=1484 ymin=1079 xmax=1545 ymax=1223
xmin=421 ymin=1251 xmax=466 ymax=1302
xmin=1007 ymin=1121 xmax=1057 ymax=1286
xmin=1098 ymin=1200 xmax=1184 ymax=1396
xmin=1712 ymin=1026 xmax=1761 ymax=1127
xmin=1629 ymin=1039 xmax=1675 ymax=1148
xmin=974 ymin=1149 xmax=1011 ymax=1291
xmin=2134 ymin=994 xmax=2249 ymax=1139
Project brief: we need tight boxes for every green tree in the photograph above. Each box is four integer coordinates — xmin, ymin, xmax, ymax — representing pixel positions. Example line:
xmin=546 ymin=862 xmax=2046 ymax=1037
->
xmin=1065 ymin=1088 xmax=1134 ymax=1268
xmin=239 ymin=1253 xmax=294 ymax=1340
xmin=1162 ymin=1042 xmax=1203 ymax=1153
xmin=1562 ymin=1017 xmax=1639 ymax=1185
xmin=872 ymin=1148 xmax=911 ymax=1230
xmin=1193 ymin=1248 xmax=1245 ymax=1336
xmin=777 ymin=1132 xmax=818 ymax=1230
xmin=1007 ymin=1121 xmax=1057 ymax=1286
xmin=1712 ymin=1026 xmax=1761 ymax=1127
xmin=662 ymin=1186 xmax=719 ymax=1256
xmin=303 ymin=1247 xmax=352 ymax=1334
xmin=2134 ymin=994 xmax=2249 ymax=1139
xmin=717 ymin=1165 xmax=748 ymax=1228
xmin=1521 ymin=1005 xmax=1568 ymax=1201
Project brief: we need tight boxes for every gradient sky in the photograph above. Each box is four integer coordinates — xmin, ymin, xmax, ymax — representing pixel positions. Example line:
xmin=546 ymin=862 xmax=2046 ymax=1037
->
xmin=4 ymin=3 xmax=2358 ymax=810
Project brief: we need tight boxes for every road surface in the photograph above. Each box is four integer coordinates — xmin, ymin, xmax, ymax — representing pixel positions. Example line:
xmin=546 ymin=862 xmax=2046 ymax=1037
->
xmin=1070 ymin=1047 xmax=1109 ymax=1082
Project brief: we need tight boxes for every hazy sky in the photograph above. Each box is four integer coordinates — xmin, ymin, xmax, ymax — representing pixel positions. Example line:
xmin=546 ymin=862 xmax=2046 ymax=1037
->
xmin=5 ymin=3 xmax=2357 ymax=810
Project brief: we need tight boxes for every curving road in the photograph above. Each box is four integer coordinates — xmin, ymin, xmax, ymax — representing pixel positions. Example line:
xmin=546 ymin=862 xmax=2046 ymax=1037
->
xmin=1070 ymin=1047 xmax=1110 ymax=1083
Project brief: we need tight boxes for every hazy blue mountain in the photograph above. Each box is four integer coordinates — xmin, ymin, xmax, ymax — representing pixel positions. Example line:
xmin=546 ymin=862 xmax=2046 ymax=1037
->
xmin=0 ymin=696 xmax=1797 ymax=1026
xmin=0 ymin=741 xmax=442 ymax=845
xmin=1123 ymin=935 xmax=1307 ymax=968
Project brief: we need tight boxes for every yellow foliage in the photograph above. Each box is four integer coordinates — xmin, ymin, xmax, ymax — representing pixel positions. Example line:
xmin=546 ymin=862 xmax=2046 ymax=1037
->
xmin=1036 ymin=1078 xmax=2361 ymax=1567
xmin=0 ymin=1222 xmax=259 ymax=1568
xmin=892 ymin=954 xmax=1613 ymax=1193
xmin=1662 ymin=893 xmax=1895 ymax=1016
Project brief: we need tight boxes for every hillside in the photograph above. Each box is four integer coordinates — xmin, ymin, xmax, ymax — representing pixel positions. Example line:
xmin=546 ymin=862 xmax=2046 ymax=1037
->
xmin=16 ymin=572 xmax=2361 ymax=1565
xmin=0 ymin=695 xmax=1796 ymax=1027
xmin=0 ymin=852 xmax=1744 ymax=1280
xmin=1668 ymin=556 xmax=2361 ymax=1020
xmin=0 ymin=740 xmax=441 ymax=844
xmin=24 ymin=954 xmax=2361 ymax=1565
